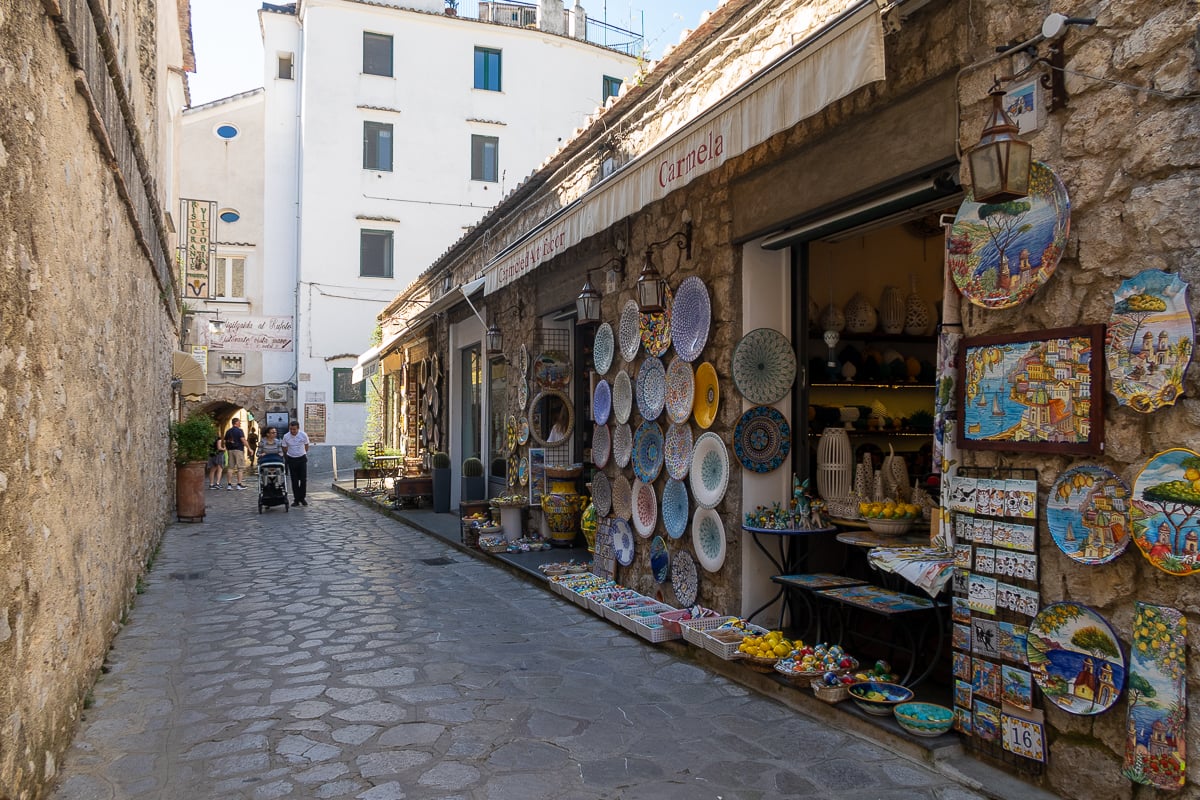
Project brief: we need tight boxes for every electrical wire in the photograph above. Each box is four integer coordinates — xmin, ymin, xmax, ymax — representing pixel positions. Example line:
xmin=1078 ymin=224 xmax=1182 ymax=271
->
xmin=1037 ymin=62 xmax=1200 ymax=101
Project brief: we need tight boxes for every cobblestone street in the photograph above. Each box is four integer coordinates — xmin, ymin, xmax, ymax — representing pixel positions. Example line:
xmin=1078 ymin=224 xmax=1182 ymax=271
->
xmin=50 ymin=484 xmax=993 ymax=800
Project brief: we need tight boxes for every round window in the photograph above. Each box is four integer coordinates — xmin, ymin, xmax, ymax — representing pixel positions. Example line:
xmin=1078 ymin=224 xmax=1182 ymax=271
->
xmin=215 ymin=123 xmax=239 ymax=140
xmin=219 ymin=209 xmax=241 ymax=223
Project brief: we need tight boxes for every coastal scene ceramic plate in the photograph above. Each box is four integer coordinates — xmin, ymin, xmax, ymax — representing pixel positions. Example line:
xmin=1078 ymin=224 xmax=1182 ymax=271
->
xmin=664 ymin=421 xmax=694 ymax=480
xmin=732 ymin=328 xmax=796 ymax=405
xmin=517 ymin=417 xmax=530 ymax=445
xmin=692 ymin=506 xmax=727 ymax=572
xmin=518 ymin=456 xmax=529 ymax=486
xmin=612 ymin=370 xmax=633 ymax=424
xmin=593 ymin=379 xmax=612 ymax=426
xmin=665 ymin=358 xmax=695 ymax=424
xmin=593 ymin=322 xmax=615 ymax=376
xmin=734 ymin=405 xmax=791 ymax=474
xmin=619 ymin=299 xmax=642 ymax=363
xmin=632 ymin=421 xmax=664 ymax=483
xmin=612 ymin=423 xmax=633 ymax=468
xmin=693 ymin=361 xmax=719 ymax=429
xmin=1047 ymin=464 xmax=1131 ymax=565
xmin=636 ymin=357 xmax=667 ymax=421
xmin=650 ymin=535 xmax=670 ymax=583
xmin=1105 ymin=269 xmax=1192 ymax=413
xmin=1027 ymin=602 xmax=1125 ymax=715
xmin=671 ymin=550 xmax=698 ymax=606
xmin=662 ymin=478 xmax=689 ymax=539
xmin=690 ymin=431 xmax=729 ymax=509
xmin=592 ymin=423 xmax=611 ymax=469
xmin=591 ymin=471 xmax=612 ymax=516
xmin=534 ymin=350 xmax=571 ymax=391
xmin=1131 ymin=448 xmax=1200 ymax=576
xmin=613 ymin=518 xmax=636 ymax=566
xmin=633 ymin=479 xmax=658 ymax=538
xmin=671 ymin=275 xmax=711 ymax=362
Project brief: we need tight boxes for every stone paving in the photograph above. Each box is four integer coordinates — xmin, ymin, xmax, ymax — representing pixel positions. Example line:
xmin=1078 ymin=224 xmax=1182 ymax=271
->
xmin=49 ymin=482 xmax=991 ymax=800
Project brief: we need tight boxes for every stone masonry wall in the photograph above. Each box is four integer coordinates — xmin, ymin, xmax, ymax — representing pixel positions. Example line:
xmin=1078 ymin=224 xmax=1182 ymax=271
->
xmin=0 ymin=4 xmax=176 ymax=798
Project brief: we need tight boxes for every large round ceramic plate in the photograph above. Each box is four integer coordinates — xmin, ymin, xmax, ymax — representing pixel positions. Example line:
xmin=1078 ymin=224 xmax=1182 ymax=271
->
xmin=692 ymin=507 xmax=727 ymax=572
xmin=517 ymin=417 xmax=530 ymax=445
xmin=507 ymin=454 xmax=519 ymax=487
xmin=1047 ymin=464 xmax=1131 ymax=565
xmin=592 ymin=423 xmax=611 ymax=469
xmin=650 ymin=535 xmax=670 ymax=583
xmin=671 ymin=275 xmax=711 ymax=362
xmin=693 ymin=361 xmax=719 ymax=429
xmin=612 ymin=370 xmax=633 ymax=425
xmin=734 ymin=406 xmax=792 ymax=474
xmin=948 ymin=161 xmax=1070 ymax=309
xmin=593 ymin=379 xmax=612 ymax=426
xmin=671 ymin=550 xmax=698 ymax=606
xmin=516 ymin=379 xmax=528 ymax=411
xmin=534 ymin=350 xmax=571 ymax=391
xmin=636 ymin=357 xmax=667 ymax=421
xmin=665 ymin=422 xmax=694 ymax=481
xmin=518 ymin=456 xmax=529 ymax=486
xmin=591 ymin=471 xmax=612 ymax=516
xmin=613 ymin=518 xmax=636 ymax=567
xmin=506 ymin=415 xmax=518 ymax=450
xmin=640 ymin=285 xmax=673 ymax=358
xmin=1106 ymin=269 xmax=1193 ymax=413
xmin=633 ymin=479 xmax=657 ymax=538
xmin=519 ymin=344 xmax=529 ymax=377
xmin=690 ymin=431 xmax=729 ymax=509
xmin=593 ymin=322 xmax=615 ymax=376
xmin=1131 ymin=448 xmax=1200 ymax=576
xmin=1027 ymin=602 xmax=1125 ymax=715
xmin=618 ymin=299 xmax=641 ymax=363
xmin=662 ymin=478 xmax=689 ymax=539
xmin=612 ymin=423 xmax=633 ymax=469
xmin=632 ymin=421 xmax=664 ymax=483
xmin=665 ymin=359 xmax=695 ymax=425
xmin=611 ymin=474 xmax=633 ymax=521
xmin=732 ymin=328 xmax=797 ymax=405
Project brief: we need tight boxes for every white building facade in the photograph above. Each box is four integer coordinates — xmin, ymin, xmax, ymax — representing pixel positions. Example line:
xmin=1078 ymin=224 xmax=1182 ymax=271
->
xmin=180 ymin=0 xmax=638 ymax=446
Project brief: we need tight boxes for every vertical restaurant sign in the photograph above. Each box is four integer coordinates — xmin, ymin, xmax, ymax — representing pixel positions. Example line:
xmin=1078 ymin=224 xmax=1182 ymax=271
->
xmin=190 ymin=345 xmax=209 ymax=376
xmin=209 ymin=316 xmax=295 ymax=352
xmin=180 ymin=199 xmax=215 ymax=299
xmin=304 ymin=403 xmax=326 ymax=443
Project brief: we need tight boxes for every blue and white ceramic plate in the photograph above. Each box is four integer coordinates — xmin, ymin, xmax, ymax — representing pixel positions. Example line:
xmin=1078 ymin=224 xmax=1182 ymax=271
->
xmin=665 ymin=421 xmax=694 ymax=480
xmin=665 ymin=359 xmax=695 ymax=424
xmin=650 ymin=535 xmax=670 ymax=583
xmin=612 ymin=423 xmax=633 ymax=469
xmin=689 ymin=431 xmax=729 ymax=509
xmin=593 ymin=379 xmax=612 ymax=426
xmin=593 ymin=322 xmax=615 ymax=376
xmin=613 ymin=518 xmax=636 ymax=566
xmin=671 ymin=549 xmax=698 ymax=606
xmin=618 ymin=300 xmax=641 ymax=363
xmin=662 ymin=478 xmax=689 ymax=540
xmin=692 ymin=506 xmax=727 ymax=572
xmin=591 ymin=470 xmax=612 ymax=516
xmin=636 ymin=357 xmax=667 ymax=421
xmin=592 ymin=423 xmax=611 ymax=469
xmin=732 ymin=328 xmax=796 ymax=405
xmin=734 ymin=405 xmax=791 ymax=473
xmin=632 ymin=421 xmax=664 ymax=483
xmin=671 ymin=276 xmax=711 ymax=362
xmin=612 ymin=370 xmax=633 ymax=425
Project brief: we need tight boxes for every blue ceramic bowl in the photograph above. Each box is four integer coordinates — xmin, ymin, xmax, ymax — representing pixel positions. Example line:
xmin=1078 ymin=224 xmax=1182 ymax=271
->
xmin=847 ymin=681 xmax=913 ymax=716
xmin=894 ymin=702 xmax=953 ymax=737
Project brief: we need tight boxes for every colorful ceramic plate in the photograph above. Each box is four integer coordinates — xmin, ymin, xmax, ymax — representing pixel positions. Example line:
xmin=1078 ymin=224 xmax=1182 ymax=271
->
xmin=664 ymin=422 xmax=694 ymax=481
xmin=633 ymin=479 xmax=658 ymax=538
xmin=593 ymin=379 xmax=612 ymax=426
xmin=650 ymin=535 xmax=670 ymax=583
xmin=1106 ymin=269 xmax=1192 ymax=413
xmin=732 ymin=328 xmax=796 ymax=405
xmin=519 ymin=344 xmax=529 ymax=376
xmin=517 ymin=417 xmax=530 ymax=445
xmin=640 ymin=285 xmax=673 ymax=358
xmin=534 ymin=350 xmax=571 ymax=390
xmin=734 ymin=405 xmax=791 ymax=474
xmin=693 ymin=361 xmax=719 ymax=429
xmin=636 ymin=357 xmax=667 ymax=421
xmin=618 ymin=299 xmax=641 ymax=363
xmin=612 ymin=423 xmax=633 ymax=469
xmin=671 ymin=275 xmax=711 ymax=362
xmin=517 ymin=379 xmax=528 ymax=411
xmin=665 ymin=359 xmax=695 ymax=424
xmin=508 ymin=454 xmax=519 ymax=487
xmin=593 ymin=322 xmax=615 ymax=376
xmin=518 ymin=456 xmax=529 ymax=486
xmin=592 ymin=423 xmax=611 ymax=469
xmin=1027 ymin=602 xmax=1125 ymax=715
xmin=662 ymin=478 xmax=689 ymax=539
xmin=948 ymin=161 xmax=1070 ymax=309
xmin=671 ymin=549 xmax=698 ymax=606
xmin=632 ymin=421 xmax=664 ymax=483
xmin=613 ymin=518 xmax=636 ymax=567
xmin=506 ymin=415 xmax=518 ymax=450
xmin=1047 ymin=465 xmax=1131 ymax=566
xmin=612 ymin=370 xmax=633 ymax=425
xmin=690 ymin=431 xmax=729 ymax=509
xmin=611 ymin=474 xmax=633 ymax=521
xmin=692 ymin=506 xmax=727 ymax=572
xmin=1131 ymin=448 xmax=1200 ymax=576
xmin=591 ymin=471 xmax=612 ymax=517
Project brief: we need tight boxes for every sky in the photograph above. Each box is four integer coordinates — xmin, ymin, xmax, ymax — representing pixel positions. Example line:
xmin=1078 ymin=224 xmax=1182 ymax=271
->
xmin=187 ymin=0 xmax=721 ymax=106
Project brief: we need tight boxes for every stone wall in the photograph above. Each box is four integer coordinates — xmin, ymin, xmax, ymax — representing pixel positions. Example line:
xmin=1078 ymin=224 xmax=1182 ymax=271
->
xmin=0 ymin=2 xmax=178 ymax=797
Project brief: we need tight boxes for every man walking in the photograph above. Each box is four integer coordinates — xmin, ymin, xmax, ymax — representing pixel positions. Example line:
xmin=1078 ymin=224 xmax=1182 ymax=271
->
xmin=282 ymin=420 xmax=311 ymax=506
xmin=223 ymin=417 xmax=248 ymax=490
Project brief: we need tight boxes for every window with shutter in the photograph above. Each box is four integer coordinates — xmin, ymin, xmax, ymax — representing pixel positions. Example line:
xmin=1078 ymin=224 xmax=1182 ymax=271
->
xmin=363 ymin=32 xmax=393 ymax=77
xmin=471 ymin=135 xmax=499 ymax=182
xmin=360 ymin=230 xmax=393 ymax=278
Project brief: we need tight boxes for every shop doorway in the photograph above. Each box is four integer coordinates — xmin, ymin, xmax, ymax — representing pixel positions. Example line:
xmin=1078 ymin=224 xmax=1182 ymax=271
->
xmin=460 ymin=344 xmax=482 ymax=462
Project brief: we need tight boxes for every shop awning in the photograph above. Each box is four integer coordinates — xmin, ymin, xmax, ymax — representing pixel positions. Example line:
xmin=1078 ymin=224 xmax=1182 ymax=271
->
xmin=483 ymin=0 xmax=885 ymax=294
xmin=172 ymin=350 xmax=207 ymax=398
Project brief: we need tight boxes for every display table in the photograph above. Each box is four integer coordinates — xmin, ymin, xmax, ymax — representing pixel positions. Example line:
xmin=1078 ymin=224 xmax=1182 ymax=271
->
xmin=391 ymin=475 xmax=432 ymax=507
xmin=835 ymin=530 xmax=930 ymax=549
xmin=743 ymin=525 xmax=838 ymax=628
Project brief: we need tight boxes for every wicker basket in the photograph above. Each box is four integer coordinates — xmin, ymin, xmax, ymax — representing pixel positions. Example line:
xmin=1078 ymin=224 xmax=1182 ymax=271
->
xmin=659 ymin=607 xmax=719 ymax=635
xmin=811 ymin=678 xmax=850 ymax=703
xmin=738 ymin=654 xmax=781 ymax=673
xmin=679 ymin=616 xmax=770 ymax=660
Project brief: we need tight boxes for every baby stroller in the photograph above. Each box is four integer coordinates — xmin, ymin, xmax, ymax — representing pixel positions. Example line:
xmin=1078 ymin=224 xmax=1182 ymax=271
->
xmin=258 ymin=457 xmax=289 ymax=513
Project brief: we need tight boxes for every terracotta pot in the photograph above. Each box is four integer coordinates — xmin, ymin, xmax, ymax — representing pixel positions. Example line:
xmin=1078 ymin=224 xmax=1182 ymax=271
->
xmin=176 ymin=461 xmax=207 ymax=522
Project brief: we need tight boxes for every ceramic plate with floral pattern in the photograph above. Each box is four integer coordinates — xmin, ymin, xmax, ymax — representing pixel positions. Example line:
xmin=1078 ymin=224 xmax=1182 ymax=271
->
xmin=632 ymin=421 xmax=664 ymax=483
xmin=732 ymin=328 xmax=796 ymax=405
xmin=692 ymin=506 xmax=727 ymax=572
xmin=592 ymin=423 xmax=611 ymax=469
xmin=671 ymin=549 xmax=698 ymax=606
xmin=618 ymin=299 xmax=641 ymax=363
xmin=593 ymin=322 xmax=615 ymax=376
xmin=636 ymin=357 xmax=667 ymax=422
xmin=662 ymin=478 xmax=689 ymax=540
xmin=633 ymin=478 xmax=658 ymax=538
xmin=665 ymin=358 xmax=695 ymax=425
xmin=612 ymin=370 xmax=633 ymax=425
xmin=690 ymin=431 xmax=729 ymax=509
xmin=665 ymin=421 xmax=694 ymax=481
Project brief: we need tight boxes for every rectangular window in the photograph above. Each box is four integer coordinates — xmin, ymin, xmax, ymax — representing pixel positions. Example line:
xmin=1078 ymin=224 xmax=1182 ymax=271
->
xmin=602 ymin=75 xmax=622 ymax=102
xmin=360 ymin=230 xmax=393 ymax=278
xmin=211 ymin=255 xmax=245 ymax=299
xmin=473 ymin=47 xmax=501 ymax=91
xmin=471 ymin=135 xmax=499 ymax=182
xmin=333 ymin=367 xmax=367 ymax=403
xmin=277 ymin=53 xmax=294 ymax=80
xmin=363 ymin=121 xmax=393 ymax=171
xmin=363 ymin=32 xmax=393 ymax=76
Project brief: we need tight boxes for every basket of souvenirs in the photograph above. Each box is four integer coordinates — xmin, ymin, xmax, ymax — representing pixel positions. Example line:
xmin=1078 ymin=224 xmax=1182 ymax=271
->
xmin=659 ymin=606 xmax=719 ymax=636
xmin=810 ymin=676 xmax=851 ymax=704
xmin=773 ymin=644 xmax=858 ymax=686
xmin=735 ymin=631 xmax=797 ymax=673
xmin=679 ymin=616 xmax=770 ymax=660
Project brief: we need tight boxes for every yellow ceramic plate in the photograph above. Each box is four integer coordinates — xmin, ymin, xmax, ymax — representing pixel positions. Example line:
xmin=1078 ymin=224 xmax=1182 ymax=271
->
xmin=693 ymin=361 xmax=719 ymax=429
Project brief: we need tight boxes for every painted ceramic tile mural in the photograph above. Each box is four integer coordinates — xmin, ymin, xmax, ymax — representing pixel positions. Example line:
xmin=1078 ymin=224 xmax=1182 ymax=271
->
xmin=1123 ymin=603 xmax=1187 ymax=790
xmin=1131 ymin=448 xmax=1200 ymax=577
xmin=1106 ymin=269 xmax=1192 ymax=413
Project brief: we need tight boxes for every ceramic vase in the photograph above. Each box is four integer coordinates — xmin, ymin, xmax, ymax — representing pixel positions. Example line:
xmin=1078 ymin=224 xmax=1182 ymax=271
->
xmin=816 ymin=427 xmax=852 ymax=502
xmin=879 ymin=285 xmax=905 ymax=334
xmin=844 ymin=292 xmax=877 ymax=334
xmin=818 ymin=303 xmax=845 ymax=333
xmin=854 ymin=457 xmax=873 ymax=500
xmin=904 ymin=274 xmax=933 ymax=335
xmin=541 ymin=465 xmax=585 ymax=547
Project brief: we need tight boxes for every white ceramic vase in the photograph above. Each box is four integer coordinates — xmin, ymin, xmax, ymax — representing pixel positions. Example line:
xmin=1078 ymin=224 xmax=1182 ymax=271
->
xmin=816 ymin=427 xmax=852 ymax=502
xmin=879 ymin=285 xmax=905 ymax=334
xmin=904 ymin=274 xmax=933 ymax=335
xmin=844 ymin=292 xmax=877 ymax=334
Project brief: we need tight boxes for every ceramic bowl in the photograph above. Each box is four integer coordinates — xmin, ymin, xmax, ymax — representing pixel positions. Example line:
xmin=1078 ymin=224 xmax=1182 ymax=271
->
xmin=847 ymin=681 xmax=913 ymax=716
xmin=865 ymin=517 xmax=914 ymax=536
xmin=893 ymin=702 xmax=953 ymax=737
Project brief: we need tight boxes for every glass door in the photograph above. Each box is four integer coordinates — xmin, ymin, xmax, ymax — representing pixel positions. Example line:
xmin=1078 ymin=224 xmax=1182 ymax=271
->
xmin=460 ymin=344 xmax=482 ymax=461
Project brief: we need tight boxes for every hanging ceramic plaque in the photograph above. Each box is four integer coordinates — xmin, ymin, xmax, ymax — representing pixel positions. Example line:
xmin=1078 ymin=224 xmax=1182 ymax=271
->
xmin=1123 ymin=602 xmax=1187 ymax=790
xmin=516 ymin=379 xmax=528 ymax=411
xmin=640 ymin=284 xmax=673 ymax=358
xmin=1047 ymin=464 xmax=1132 ymax=565
xmin=593 ymin=322 xmax=615 ymax=376
xmin=671 ymin=275 xmax=711 ymax=362
xmin=612 ymin=370 xmax=633 ymax=425
xmin=665 ymin=359 xmax=695 ymax=424
xmin=734 ymin=406 xmax=791 ymax=474
xmin=947 ymin=161 xmax=1070 ymax=309
xmin=671 ymin=549 xmax=698 ymax=606
xmin=517 ymin=417 xmax=530 ymax=445
xmin=1131 ymin=448 xmax=1200 ymax=576
xmin=518 ymin=456 xmax=529 ymax=487
xmin=1027 ymin=602 xmax=1125 ymax=716
xmin=661 ymin=478 xmax=689 ymax=539
xmin=692 ymin=361 xmax=719 ymax=430
xmin=692 ymin=506 xmax=727 ymax=572
xmin=1106 ymin=269 xmax=1192 ymax=413
xmin=649 ymin=535 xmax=670 ymax=583
xmin=519 ymin=344 xmax=529 ymax=377
xmin=618 ymin=299 xmax=641 ymax=363
xmin=732 ymin=328 xmax=796 ymax=405
xmin=534 ymin=349 xmax=570 ymax=390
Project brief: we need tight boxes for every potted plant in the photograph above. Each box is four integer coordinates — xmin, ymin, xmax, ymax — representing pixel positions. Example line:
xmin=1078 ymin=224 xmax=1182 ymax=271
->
xmin=444 ymin=0 xmax=458 ymax=16
xmin=170 ymin=413 xmax=218 ymax=522
xmin=462 ymin=457 xmax=485 ymax=502
xmin=353 ymin=444 xmax=382 ymax=486
xmin=431 ymin=451 xmax=452 ymax=512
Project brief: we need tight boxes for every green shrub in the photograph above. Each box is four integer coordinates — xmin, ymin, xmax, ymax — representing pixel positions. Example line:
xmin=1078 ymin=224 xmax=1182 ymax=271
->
xmin=353 ymin=445 xmax=373 ymax=469
xmin=170 ymin=414 xmax=218 ymax=465
xmin=463 ymin=457 xmax=484 ymax=477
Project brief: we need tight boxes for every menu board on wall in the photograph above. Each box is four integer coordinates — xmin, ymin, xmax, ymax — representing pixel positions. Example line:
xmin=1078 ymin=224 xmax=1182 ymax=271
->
xmin=304 ymin=403 xmax=326 ymax=443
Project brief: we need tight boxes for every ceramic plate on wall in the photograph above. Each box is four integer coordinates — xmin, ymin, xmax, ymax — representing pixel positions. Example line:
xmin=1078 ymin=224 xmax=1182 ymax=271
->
xmin=632 ymin=421 xmax=664 ymax=483
xmin=662 ymin=478 xmax=689 ymax=539
xmin=664 ymin=422 xmax=694 ymax=481
xmin=1105 ymin=269 xmax=1192 ymax=413
xmin=1027 ymin=602 xmax=1125 ymax=716
xmin=618 ymin=299 xmax=641 ymax=363
xmin=519 ymin=344 xmax=529 ymax=376
xmin=534 ymin=350 xmax=571 ymax=391
xmin=593 ymin=379 xmax=612 ymax=426
xmin=613 ymin=518 xmax=636 ymax=567
xmin=1131 ymin=448 xmax=1200 ymax=576
xmin=611 ymin=474 xmax=633 ymax=521
xmin=633 ymin=479 xmax=658 ymax=538
xmin=665 ymin=359 xmax=695 ymax=424
xmin=592 ymin=423 xmax=611 ymax=469
xmin=612 ymin=423 xmax=633 ymax=469
xmin=649 ymin=535 xmax=670 ymax=583
xmin=671 ymin=275 xmax=711 ymax=362
xmin=692 ymin=507 xmax=727 ymax=572
xmin=518 ymin=456 xmax=529 ymax=486
xmin=612 ymin=370 xmax=633 ymax=425
xmin=517 ymin=417 xmax=530 ymax=445
xmin=1046 ymin=464 xmax=1131 ymax=566
xmin=593 ymin=322 xmax=615 ymax=376
xmin=640 ymin=285 xmax=673 ymax=358
xmin=734 ymin=406 xmax=791 ymax=474
xmin=636 ymin=357 xmax=667 ymax=421
xmin=517 ymin=379 xmax=528 ymax=411
xmin=671 ymin=550 xmax=698 ymax=606
xmin=732 ymin=328 xmax=796 ymax=405
xmin=693 ymin=361 xmax=719 ymax=429
xmin=591 ymin=471 xmax=612 ymax=516
xmin=690 ymin=431 xmax=729 ymax=509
